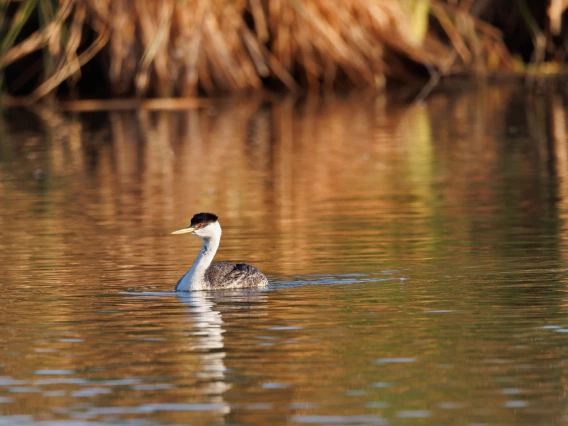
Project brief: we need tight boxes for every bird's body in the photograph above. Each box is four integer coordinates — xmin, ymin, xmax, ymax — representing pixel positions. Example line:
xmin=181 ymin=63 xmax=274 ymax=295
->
xmin=172 ymin=213 xmax=268 ymax=291
xmin=175 ymin=262 xmax=267 ymax=291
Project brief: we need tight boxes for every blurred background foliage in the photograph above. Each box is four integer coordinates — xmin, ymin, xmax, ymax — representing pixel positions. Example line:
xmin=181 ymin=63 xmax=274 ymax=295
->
xmin=0 ymin=0 xmax=567 ymax=102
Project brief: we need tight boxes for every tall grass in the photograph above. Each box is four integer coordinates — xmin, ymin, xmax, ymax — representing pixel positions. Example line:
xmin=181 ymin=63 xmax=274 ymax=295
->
xmin=0 ymin=0 xmax=542 ymax=101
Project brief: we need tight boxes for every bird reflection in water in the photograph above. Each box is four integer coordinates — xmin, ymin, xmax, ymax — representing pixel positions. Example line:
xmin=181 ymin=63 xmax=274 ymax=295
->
xmin=177 ymin=290 xmax=268 ymax=420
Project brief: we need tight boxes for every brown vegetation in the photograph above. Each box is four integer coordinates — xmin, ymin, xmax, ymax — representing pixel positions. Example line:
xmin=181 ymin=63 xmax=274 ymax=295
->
xmin=0 ymin=1 xmax=566 ymax=101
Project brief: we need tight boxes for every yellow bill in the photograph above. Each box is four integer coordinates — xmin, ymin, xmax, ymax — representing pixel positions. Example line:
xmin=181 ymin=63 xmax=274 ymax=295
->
xmin=171 ymin=227 xmax=196 ymax=235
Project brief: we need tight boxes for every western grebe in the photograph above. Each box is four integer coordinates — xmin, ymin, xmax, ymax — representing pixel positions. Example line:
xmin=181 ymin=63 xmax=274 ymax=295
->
xmin=171 ymin=212 xmax=268 ymax=291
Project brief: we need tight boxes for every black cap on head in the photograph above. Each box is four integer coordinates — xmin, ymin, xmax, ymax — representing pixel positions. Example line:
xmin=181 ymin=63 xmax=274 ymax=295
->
xmin=190 ymin=212 xmax=218 ymax=227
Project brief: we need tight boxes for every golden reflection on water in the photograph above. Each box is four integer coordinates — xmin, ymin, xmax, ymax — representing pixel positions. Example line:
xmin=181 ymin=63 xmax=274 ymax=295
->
xmin=5 ymin=85 xmax=560 ymax=278
xmin=2 ymin=84 xmax=568 ymax=424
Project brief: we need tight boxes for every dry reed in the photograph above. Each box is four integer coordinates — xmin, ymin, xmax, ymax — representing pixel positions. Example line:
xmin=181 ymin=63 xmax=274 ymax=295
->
xmin=0 ymin=0 xmax=542 ymax=101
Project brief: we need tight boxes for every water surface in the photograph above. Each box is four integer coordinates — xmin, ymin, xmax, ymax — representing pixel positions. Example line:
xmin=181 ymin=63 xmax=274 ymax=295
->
xmin=2 ymin=85 xmax=568 ymax=425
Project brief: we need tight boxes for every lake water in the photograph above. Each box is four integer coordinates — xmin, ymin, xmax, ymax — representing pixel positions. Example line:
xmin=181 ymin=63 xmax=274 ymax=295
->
xmin=2 ymin=83 xmax=568 ymax=425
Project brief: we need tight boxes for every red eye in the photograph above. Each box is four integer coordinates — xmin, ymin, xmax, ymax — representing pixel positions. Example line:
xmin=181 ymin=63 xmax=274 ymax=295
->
xmin=198 ymin=223 xmax=203 ymax=228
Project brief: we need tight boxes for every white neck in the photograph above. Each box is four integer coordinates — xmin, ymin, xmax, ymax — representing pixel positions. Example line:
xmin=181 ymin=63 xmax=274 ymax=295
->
xmin=176 ymin=222 xmax=222 ymax=291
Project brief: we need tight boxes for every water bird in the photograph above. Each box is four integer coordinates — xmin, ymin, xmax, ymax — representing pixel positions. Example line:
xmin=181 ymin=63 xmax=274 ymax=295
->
xmin=171 ymin=212 xmax=268 ymax=291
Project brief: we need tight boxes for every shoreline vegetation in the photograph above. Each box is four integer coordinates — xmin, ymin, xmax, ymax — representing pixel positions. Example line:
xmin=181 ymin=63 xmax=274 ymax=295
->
xmin=0 ymin=0 xmax=566 ymax=105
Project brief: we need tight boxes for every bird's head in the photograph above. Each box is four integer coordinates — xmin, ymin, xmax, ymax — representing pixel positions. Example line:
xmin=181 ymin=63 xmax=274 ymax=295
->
xmin=171 ymin=212 xmax=221 ymax=239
